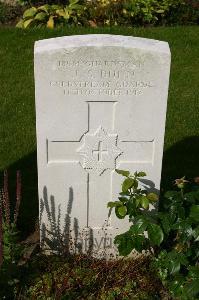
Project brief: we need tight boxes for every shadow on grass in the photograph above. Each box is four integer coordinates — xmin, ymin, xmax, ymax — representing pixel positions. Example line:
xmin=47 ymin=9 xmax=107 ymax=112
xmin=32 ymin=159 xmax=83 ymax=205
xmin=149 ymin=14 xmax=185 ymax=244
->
xmin=161 ymin=136 xmax=199 ymax=191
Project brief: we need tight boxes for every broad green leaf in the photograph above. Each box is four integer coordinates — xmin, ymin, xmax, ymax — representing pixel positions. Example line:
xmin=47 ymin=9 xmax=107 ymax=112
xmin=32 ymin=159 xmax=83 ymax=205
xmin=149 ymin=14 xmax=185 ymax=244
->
xmin=34 ymin=12 xmax=47 ymax=21
xmin=114 ymin=232 xmax=134 ymax=256
xmin=140 ymin=196 xmax=149 ymax=209
xmin=147 ymin=192 xmax=158 ymax=202
xmin=169 ymin=259 xmax=181 ymax=275
xmin=118 ymin=205 xmax=127 ymax=217
xmin=38 ymin=4 xmax=51 ymax=13
xmin=132 ymin=235 xmax=146 ymax=252
xmin=130 ymin=217 xmax=147 ymax=235
xmin=118 ymin=197 xmax=127 ymax=203
xmin=107 ymin=201 xmax=116 ymax=208
xmin=122 ymin=178 xmax=134 ymax=193
xmin=115 ymin=205 xmax=127 ymax=218
xmin=23 ymin=7 xmax=37 ymax=18
xmin=69 ymin=0 xmax=79 ymax=5
xmin=47 ymin=16 xmax=54 ymax=28
xmin=136 ymin=171 xmax=146 ymax=177
xmin=23 ymin=18 xmax=34 ymax=28
xmin=135 ymin=196 xmax=141 ymax=207
xmin=16 ymin=19 xmax=24 ymax=28
xmin=107 ymin=201 xmax=122 ymax=208
xmin=147 ymin=223 xmax=164 ymax=246
xmin=156 ymin=9 xmax=165 ymax=13
xmin=190 ymin=205 xmax=199 ymax=222
xmin=115 ymin=169 xmax=130 ymax=177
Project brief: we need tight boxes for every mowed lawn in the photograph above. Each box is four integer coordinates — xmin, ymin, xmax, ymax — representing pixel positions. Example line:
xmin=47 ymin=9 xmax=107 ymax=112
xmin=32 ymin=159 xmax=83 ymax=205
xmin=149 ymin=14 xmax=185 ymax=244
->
xmin=0 ymin=26 xmax=198 ymax=234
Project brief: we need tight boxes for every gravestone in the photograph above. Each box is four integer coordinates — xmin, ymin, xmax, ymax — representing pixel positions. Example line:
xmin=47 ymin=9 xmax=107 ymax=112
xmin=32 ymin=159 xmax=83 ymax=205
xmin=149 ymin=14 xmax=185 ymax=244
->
xmin=34 ymin=34 xmax=170 ymax=258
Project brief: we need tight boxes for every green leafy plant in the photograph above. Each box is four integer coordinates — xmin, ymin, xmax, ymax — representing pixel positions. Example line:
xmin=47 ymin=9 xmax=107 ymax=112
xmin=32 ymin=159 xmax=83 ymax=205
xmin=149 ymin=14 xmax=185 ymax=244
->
xmin=16 ymin=0 xmax=85 ymax=28
xmin=109 ymin=169 xmax=199 ymax=298
xmin=122 ymin=0 xmax=187 ymax=25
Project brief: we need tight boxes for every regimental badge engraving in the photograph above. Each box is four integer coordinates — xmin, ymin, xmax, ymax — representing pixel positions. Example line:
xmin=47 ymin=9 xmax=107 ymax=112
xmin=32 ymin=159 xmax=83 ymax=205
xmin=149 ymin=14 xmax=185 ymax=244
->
xmin=77 ymin=126 xmax=122 ymax=175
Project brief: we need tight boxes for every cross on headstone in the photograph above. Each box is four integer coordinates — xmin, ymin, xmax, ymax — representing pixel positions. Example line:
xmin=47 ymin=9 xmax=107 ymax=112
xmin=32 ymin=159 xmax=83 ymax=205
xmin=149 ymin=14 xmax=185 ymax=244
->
xmin=92 ymin=141 xmax=108 ymax=162
xmin=47 ymin=101 xmax=154 ymax=228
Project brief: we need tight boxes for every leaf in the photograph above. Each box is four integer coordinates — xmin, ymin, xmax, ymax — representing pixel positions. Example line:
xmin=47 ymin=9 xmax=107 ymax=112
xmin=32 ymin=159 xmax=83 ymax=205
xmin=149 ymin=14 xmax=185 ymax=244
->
xmin=130 ymin=217 xmax=147 ymax=235
xmin=140 ymin=196 xmax=149 ymax=209
xmin=38 ymin=4 xmax=51 ymax=13
xmin=147 ymin=192 xmax=158 ymax=202
xmin=147 ymin=223 xmax=164 ymax=246
xmin=23 ymin=7 xmax=37 ymax=18
xmin=69 ymin=0 xmax=80 ymax=5
xmin=118 ymin=206 xmax=127 ymax=217
xmin=114 ymin=232 xmax=134 ymax=256
xmin=16 ymin=19 xmax=24 ymax=28
xmin=47 ymin=16 xmax=54 ymax=29
xmin=23 ymin=18 xmax=34 ymax=28
xmin=122 ymin=178 xmax=134 ymax=193
xmin=107 ymin=201 xmax=122 ymax=208
xmin=107 ymin=201 xmax=115 ymax=208
xmin=190 ymin=205 xmax=199 ymax=222
xmin=34 ymin=12 xmax=47 ymax=21
xmin=156 ymin=9 xmax=165 ymax=13
xmin=115 ymin=169 xmax=130 ymax=177
xmin=169 ymin=259 xmax=181 ymax=274
xmin=115 ymin=205 xmax=127 ymax=219
xmin=118 ymin=197 xmax=127 ymax=203
xmin=136 ymin=171 xmax=146 ymax=177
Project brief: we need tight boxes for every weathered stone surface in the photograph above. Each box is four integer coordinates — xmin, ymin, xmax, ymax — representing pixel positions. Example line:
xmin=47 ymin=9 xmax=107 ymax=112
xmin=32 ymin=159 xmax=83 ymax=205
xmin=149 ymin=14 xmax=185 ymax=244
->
xmin=34 ymin=34 xmax=170 ymax=258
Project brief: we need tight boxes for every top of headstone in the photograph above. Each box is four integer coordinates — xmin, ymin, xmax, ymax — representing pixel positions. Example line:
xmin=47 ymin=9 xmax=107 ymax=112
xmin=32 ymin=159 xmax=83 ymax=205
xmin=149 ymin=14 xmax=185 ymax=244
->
xmin=34 ymin=34 xmax=170 ymax=55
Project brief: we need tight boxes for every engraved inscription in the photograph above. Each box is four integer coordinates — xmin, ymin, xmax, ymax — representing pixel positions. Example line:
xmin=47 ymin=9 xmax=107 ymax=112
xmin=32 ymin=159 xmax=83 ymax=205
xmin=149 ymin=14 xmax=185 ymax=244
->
xmin=50 ymin=58 xmax=154 ymax=97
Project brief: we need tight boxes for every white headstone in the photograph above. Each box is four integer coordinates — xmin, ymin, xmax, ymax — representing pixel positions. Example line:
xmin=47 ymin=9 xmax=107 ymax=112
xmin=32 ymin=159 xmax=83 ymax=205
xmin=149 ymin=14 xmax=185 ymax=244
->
xmin=34 ymin=34 xmax=170 ymax=258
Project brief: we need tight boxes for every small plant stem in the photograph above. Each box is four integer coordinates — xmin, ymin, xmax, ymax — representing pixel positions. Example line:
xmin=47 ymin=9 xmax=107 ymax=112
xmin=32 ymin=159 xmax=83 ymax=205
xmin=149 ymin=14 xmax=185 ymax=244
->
xmin=14 ymin=170 xmax=22 ymax=225
xmin=3 ymin=170 xmax=10 ymax=225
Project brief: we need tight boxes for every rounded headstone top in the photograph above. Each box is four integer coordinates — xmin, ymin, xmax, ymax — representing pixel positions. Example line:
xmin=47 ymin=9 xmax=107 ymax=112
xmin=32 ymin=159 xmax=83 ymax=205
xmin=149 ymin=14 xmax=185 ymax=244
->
xmin=34 ymin=34 xmax=170 ymax=55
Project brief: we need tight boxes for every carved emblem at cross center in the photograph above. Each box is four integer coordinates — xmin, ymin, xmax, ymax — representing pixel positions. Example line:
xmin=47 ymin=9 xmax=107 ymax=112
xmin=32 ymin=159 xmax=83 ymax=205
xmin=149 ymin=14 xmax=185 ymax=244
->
xmin=77 ymin=126 xmax=122 ymax=175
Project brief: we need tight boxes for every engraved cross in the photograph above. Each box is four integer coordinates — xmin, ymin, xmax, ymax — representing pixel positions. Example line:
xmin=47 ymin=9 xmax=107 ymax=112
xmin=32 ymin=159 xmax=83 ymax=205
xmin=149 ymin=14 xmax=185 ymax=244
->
xmin=92 ymin=141 xmax=108 ymax=162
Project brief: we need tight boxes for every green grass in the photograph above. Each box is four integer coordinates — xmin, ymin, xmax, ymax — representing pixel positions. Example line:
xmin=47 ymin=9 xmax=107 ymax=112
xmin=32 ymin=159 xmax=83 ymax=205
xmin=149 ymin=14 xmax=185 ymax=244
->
xmin=0 ymin=26 xmax=198 ymax=234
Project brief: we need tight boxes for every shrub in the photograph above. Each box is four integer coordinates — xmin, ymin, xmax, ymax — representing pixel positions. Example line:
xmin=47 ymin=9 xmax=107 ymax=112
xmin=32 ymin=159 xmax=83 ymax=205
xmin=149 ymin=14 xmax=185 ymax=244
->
xmin=86 ymin=0 xmax=125 ymax=26
xmin=109 ymin=170 xmax=199 ymax=299
xmin=0 ymin=2 xmax=23 ymax=25
xmin=16 ymin=0 xmax=198 ymax=28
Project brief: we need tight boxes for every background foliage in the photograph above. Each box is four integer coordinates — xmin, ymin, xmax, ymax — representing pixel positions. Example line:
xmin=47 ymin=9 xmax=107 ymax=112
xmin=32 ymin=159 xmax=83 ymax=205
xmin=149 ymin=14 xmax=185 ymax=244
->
xmin=0 ymin=0 xmax=198 ymax=26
